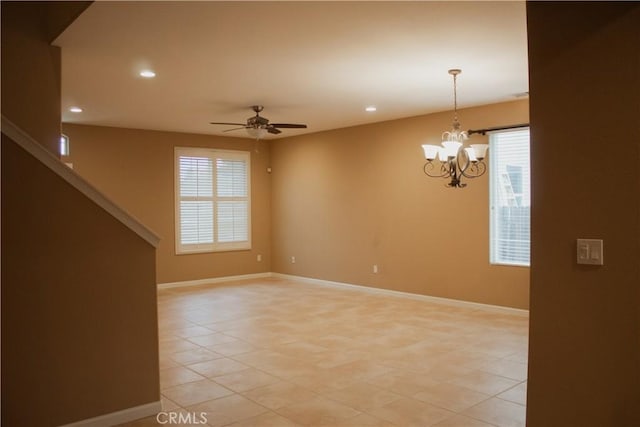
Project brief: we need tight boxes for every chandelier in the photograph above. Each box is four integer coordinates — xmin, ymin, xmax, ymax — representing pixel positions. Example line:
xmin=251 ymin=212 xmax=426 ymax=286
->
xmin=422 ymin=69 xmax=489 ymax=188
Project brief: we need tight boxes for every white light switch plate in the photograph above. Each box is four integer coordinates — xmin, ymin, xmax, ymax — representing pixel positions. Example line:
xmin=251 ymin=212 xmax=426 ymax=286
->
xmin=577 ymin=239 xmax=604 ymax=265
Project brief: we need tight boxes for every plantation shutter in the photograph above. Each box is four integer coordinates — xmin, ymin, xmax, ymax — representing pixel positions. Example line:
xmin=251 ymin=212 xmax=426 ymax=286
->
xmin=179 ymin=156 xmax=214 ymax=249
xmin=216 ymin=158 xmax=249 ymax=243
xmin=175 ymin=148 xmax=251 ymax=253
xmin=489 ymin=128 xmax=531 ymax=266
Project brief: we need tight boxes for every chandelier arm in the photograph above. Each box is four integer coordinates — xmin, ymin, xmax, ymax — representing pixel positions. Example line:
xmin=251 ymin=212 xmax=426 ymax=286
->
xmin=460 ymin=161 xmax=487 ymax=178
xmin=475 ymin=162 xmax=487 ymax=177
xmin=460 ymin=164 xmax=476 ymax=178
xmin=456 ymin=151 xmax=470 ymax=176
xmin=423 ymin=161 xmax=450 ymax=178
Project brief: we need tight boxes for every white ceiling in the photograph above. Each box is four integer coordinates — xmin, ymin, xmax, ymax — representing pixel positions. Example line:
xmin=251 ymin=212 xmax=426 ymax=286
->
xmin=55 ymin=1 xmax=529 ymax=140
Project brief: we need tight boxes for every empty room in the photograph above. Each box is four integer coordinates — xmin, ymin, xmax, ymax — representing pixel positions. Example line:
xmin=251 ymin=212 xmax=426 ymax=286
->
xmin=2 ymin=2 xmax=639 ymax=427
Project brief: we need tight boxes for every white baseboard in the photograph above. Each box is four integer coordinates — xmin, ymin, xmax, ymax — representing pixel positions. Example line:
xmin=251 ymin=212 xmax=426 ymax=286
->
xmin=156 ymin=271 xmax=527 ymax=316
xmin=58 ymin=400 xmax=161 ymax=427
xmin=157 ymin=272 xmax=272 ymax=290
xmin=272 ymin=273 xmax=529 ymax=316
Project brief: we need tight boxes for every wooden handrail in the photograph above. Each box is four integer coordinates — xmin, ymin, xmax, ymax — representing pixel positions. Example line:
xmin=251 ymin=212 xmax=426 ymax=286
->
xmin=1 ymin=115 xmax=161 ymax=248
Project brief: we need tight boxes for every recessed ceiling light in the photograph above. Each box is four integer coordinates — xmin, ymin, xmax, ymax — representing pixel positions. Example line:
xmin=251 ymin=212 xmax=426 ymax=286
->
xmin=365 ymin=106 xmax=377 ymax=112
xmin=139 ymin=70 xmax=156 ymax=78
xmin=69 ymin=107 xmax=83 ymax=113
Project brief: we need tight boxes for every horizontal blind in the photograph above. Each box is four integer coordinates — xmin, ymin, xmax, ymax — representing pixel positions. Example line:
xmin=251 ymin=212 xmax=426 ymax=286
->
xmin=179 ymin=156 xmax=213 ymax=198
xmin=216 ymin=158 xmax=247 ymax=197
xmin=179 ymin=156 xmax=214 ymax=246
xmin=216 ymin=158 xmax=249 ymax=243
xmin=180 ymin=201 xmax=213 ymax=245
xmin=175 ymin=148 xmax=250 ymax=253
xmin=489 ymin=128 xmax=530 ymax=266
xmin=217 ymin=201 xmax=248 ymax=242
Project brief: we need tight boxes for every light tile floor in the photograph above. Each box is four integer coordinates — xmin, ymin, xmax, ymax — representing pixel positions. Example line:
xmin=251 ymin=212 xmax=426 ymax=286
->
xmin=120 ymin=277 xmax=528 ymax=427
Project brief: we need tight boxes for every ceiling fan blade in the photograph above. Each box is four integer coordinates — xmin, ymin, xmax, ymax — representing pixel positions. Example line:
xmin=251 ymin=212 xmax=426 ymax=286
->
xmin=270 ymin=123 xmax=307 ymax=129
xmin=223 ymin=127 xmax=248 ymax=132
xmin=267 ymin=127 xmax=282 ymax=135
xmin=210 ymin=122 xmax=247 ymax=126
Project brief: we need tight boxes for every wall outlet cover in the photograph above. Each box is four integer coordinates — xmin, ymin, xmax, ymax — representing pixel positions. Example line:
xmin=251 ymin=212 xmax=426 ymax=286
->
xmin=577 ymin=239 xmax=603 ymax=266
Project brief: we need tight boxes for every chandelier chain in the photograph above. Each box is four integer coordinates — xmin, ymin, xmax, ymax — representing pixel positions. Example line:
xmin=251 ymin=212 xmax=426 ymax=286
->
xmin=453 ymin=72 xmax=458 ymax=118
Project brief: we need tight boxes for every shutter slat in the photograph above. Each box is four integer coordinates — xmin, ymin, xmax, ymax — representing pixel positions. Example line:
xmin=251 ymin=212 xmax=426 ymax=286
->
xmin=217 ymin=159 xmax=247 ymax=197
xmin=217 ymin=201 xmax=248 ymax=242
xmin=180 ymin=201 xmax=213 ymax=245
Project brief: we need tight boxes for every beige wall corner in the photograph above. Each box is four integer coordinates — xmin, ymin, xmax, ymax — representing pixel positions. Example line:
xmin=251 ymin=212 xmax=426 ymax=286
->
xmin=270 ymin=100 xmax=530 ymax=309
xmin=62 ymin=124 xmax=272 ymax=284
xmin=526 ymin=2 xmax=640 ymax=426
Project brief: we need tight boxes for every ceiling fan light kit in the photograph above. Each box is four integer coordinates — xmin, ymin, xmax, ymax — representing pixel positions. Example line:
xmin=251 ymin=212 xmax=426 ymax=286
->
xmin=210 ymin=105 xmax=307 ymax=140
xmin=247 ymin=127 xmax=268 ymax=140
xmin=422 ymin=69 xmax=489 ymax=188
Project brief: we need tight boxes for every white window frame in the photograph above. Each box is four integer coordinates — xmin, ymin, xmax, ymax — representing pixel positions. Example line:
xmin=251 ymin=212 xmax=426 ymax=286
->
xmin=174 ymin=147 xmax=251 ymax=254
xmin=489 ymin=128 xmax=531 ymax=267
xmin=60 ymin=134 xmax=70 ymax=156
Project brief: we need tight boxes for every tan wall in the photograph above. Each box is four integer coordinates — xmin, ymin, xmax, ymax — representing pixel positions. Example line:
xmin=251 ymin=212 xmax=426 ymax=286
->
xmin=270 ymin=100 xmax=530 ymax=309
xmin=62 ymin=124 xmax=272 ymax=284
xmin=1 ymin=3 xmax=160 ymax=425
xmin=1 ymin=1 xmax=89 ymax=155
xmin=2 ymin=137 xmax=159 ymax=426
xmin=526 ymin=2 xmax=640 ymax=426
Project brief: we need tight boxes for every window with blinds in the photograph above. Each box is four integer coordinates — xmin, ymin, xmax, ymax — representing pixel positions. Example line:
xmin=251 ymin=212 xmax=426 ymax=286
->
xmin=489 ymin=128 xmax=530 ymax=266
xmin=175 ymin=148 xmax=250 ymax=254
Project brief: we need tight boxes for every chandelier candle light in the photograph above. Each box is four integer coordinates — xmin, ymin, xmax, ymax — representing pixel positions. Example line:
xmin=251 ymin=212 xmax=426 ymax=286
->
xmin=422 ymin=69 xmax=489 ymax=188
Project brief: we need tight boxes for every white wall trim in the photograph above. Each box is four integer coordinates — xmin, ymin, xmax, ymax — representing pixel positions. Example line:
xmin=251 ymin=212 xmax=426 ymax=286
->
xmin=272 ymin=273 xmax=529 ymax=316
xmin=156 ymin=272 xmax=528 ymax=315
xmin=157 ymin=272 xmax=273 ymax=289
xmin=58 ymin=400 xmax=161 ymax=427
xmin=1 ymin=115 xmax=160 ymax=248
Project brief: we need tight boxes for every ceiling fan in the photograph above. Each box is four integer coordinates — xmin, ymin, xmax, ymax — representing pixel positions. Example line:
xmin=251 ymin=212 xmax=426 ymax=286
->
xmin=210 ymin=105 xmax=307 ymax=138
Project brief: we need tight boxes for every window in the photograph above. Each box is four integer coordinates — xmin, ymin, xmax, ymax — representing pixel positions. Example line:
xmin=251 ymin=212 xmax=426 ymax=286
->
xmin=60 ymin=134 xmax=70 ymax=156
xmin=175 ymin=147 xmax=250 ymax=254
xmin=489 ymin=128 xmax=530 ymax=266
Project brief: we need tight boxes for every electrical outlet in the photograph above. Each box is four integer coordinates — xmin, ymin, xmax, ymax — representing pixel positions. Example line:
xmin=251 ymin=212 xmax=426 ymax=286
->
xmin=373 ymin=264 xmax=378 ymax=274
xmin=257 ymin=254 xmax=262 ymax=262
xmin=291 ymin=256 xmax=296 ymax=264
